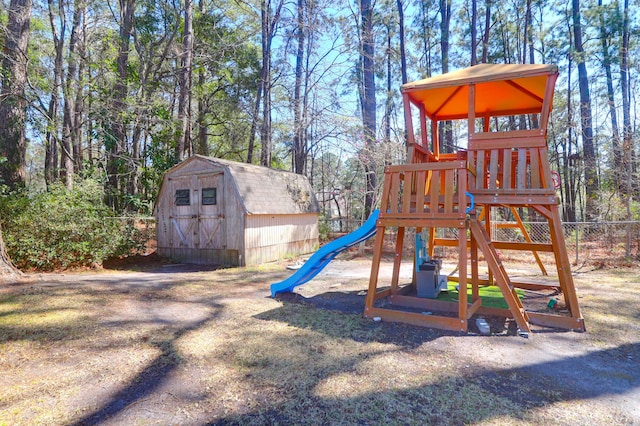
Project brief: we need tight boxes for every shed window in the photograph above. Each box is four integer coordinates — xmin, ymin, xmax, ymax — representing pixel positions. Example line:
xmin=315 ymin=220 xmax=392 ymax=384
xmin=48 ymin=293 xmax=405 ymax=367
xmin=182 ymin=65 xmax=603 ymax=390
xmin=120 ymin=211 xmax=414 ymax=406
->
xmin=175 ymin=189 xmax=190 ymax=206
xmin=202 ymin=187 xmax=217 ymax=205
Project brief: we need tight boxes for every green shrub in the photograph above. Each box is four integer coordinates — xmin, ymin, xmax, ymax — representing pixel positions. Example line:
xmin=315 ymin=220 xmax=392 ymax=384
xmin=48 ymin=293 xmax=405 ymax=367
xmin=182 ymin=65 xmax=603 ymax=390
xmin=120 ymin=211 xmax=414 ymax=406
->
xmin=318 ymin=212 xmax=332 ymax=242
xmin=0 ymin=180 xmax=148 ymax=271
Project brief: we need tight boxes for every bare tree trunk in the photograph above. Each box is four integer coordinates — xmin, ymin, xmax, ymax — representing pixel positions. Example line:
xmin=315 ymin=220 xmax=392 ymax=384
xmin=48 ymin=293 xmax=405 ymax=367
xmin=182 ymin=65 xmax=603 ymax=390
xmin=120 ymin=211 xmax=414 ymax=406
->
xmin=481 ymin=0 xmax=491 ymax=63
xmin=397 ymin=0 xmax=407 ymax=84
xmin=45 ymin=0 xmax=65 ymax=187
xmin=572 ymin=0 xmax=597 ymax=219
xmin=439 ymin=0 xmax=453 ymax=153
xmin=292 ymin=0 xmax=306 ymax=174
xmin=382 ymin=28 xmax=392 ymax=145
xmin=106 ymin=0 xmax=134 ymax=210
xmin=196 ymin=0 xmax=209 ymax=157
xmin=471 ymin=0 xmax=477 ymax=65
xmin=522 ymin=0 xmax=531 ymax=64
xmin=247 ymin=85 xmax=262 ymax=164
xmin=597 ymin=0 xmax=621 ymax=191
xmin=360 ymin=0 xmax=377 ymax=217
xmin=61 ymin=0 xmax=84 ymax=189
xmin=0 ymin=224 xmax=21 ymax=280
xmin=620 ymin=0 xmax=632 ymax=257
xmin=418 ymin=0 xmax=434 ymax=77
xmin=0 ymin=0 xmax=32 ymax=191
xmin=71 ymin=1 xmax=85 ymax=175
xmin=564 ymin=19 xmax=577 ymax=223
xmin=73 ymin=7 xmax=86 ymax=168
xmin=176 ymin=0 xmax=194 ymax=161
xmin=259 ymin=0 xmax=283 ymax=167
xmin=397 ymin=0 xmax=409 ymax=146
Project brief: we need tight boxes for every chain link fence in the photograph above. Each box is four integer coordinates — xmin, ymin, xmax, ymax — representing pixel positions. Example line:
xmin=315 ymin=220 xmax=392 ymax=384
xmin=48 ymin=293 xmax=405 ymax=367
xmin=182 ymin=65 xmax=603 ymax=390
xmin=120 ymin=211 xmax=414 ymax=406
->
xmin=429 ymin=221 xmax=640 ymax=264
xmin=327 ymin=216 xmax=640 ymax=264
xmin=135 ymin=216 xmax=639 ymax=264
xmin=491 ymin=221 xmax=640 ymax=264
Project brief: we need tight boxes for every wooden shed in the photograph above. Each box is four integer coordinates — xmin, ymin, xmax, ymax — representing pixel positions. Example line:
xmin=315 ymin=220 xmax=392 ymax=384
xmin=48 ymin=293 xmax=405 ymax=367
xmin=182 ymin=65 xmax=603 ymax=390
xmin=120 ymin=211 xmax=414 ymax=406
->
xmin=155 ymin=155 xmax=320 ymax=266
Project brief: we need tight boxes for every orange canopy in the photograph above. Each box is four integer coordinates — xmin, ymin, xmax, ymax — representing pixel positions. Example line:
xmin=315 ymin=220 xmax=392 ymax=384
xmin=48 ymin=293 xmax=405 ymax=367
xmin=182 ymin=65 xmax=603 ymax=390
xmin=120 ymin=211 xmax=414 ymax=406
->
xmin=402 ymin=64 xmax=558 ymax=121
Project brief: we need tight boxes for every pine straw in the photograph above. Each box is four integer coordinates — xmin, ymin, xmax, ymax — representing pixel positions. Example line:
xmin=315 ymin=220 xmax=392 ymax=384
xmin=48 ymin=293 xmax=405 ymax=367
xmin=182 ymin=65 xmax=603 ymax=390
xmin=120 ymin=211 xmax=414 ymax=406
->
xmin=0 ymin=261 xmax=638 ymax=425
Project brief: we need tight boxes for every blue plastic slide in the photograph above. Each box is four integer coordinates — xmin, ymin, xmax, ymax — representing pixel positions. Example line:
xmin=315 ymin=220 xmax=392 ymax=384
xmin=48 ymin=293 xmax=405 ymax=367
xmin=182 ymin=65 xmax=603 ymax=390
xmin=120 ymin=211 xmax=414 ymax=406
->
xmin=270 ymin=210 xmax=380 ymax=297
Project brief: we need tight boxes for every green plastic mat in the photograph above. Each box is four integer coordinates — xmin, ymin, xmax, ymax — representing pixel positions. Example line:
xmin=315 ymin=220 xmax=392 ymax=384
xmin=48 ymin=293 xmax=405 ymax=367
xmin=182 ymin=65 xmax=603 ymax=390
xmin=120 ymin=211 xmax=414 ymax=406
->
xmin=437 ymin=282 xmax=524 ymax=310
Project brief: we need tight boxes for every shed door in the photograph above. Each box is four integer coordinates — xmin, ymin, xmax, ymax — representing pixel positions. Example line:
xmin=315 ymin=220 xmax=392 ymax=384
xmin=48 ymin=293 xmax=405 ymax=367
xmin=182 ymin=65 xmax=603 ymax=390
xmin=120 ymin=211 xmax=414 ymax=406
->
xmin=169 ymin=173 xmax=225 ymax=249
xmin=196 ymin=173 xmax=225 ymax=249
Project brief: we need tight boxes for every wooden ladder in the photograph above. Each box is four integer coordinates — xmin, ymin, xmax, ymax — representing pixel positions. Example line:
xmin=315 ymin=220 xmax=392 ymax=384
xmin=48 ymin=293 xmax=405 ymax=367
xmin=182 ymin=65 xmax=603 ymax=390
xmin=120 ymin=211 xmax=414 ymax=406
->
xmin=468 ymin=218 xmax=531 ymax=336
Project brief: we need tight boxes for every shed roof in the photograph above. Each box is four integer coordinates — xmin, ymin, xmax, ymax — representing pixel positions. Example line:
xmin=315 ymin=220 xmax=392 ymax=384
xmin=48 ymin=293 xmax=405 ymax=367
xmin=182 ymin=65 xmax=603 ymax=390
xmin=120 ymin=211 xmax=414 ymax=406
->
xmin=165 ymin=155 xmax=320 ymax=215
xmin=402 ymin=63 xmax=558 ymax=120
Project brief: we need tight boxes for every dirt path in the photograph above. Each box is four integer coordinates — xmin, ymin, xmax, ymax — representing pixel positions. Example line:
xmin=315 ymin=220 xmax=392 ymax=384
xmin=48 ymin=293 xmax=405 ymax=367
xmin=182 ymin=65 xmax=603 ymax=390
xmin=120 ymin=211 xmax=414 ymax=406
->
xmin=1 ymin=258 xmax=639 ymax=425
xmin=291 ymin=259 xmax=640 ymax=422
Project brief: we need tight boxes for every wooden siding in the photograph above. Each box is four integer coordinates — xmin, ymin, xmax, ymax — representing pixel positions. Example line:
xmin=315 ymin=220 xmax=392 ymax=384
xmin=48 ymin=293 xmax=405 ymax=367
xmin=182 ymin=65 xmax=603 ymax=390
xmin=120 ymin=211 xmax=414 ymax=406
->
xmin=244 ymin=213 xmax=319 ymax=265
xmin=159 ymin=247 xmax=241 ymax=266
xmin=222 ymin=170 xmax=247 ymax=255
xmin=156 ymin=156 xmax=319 ymax=266
xmin=157 ymin=172 xmax=226 ymax=250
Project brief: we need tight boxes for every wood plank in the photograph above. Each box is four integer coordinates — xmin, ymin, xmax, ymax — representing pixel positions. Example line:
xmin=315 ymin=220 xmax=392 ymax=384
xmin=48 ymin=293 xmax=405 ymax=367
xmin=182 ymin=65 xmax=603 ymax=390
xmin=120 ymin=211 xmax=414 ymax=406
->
xmin=467 ymin=151 xmax=477 ymax=191
xmin=467 ymin=298 xmax=482 ymax=318
xmin=492 ymin=241 xmax=554 ymax=252
xmin=489 ymin=150 xmax=499 ymax=190
xmin=444 ymin=169 xmax=454 ymax=213
xmin=539 ymin=149 xmax=554 ymax=190
xmin=403 ymin=93 xmax=416 ymax=146
xmin=365 ymin=226 xmax=387 ymax=309
xmin=389 ymin=172 xmax=401 ymax=213
xmin=457 ymin=167 xmax=468 ymax=211
xmin=419 ymin=103 xmax=428 ymax=149
xmin=386 ymin=161 xmax=466 ymax=172
xmin=468 ymin=83 xmax=476 ymax=136
xmin=458 ymin=215 xmax=468 ymax=322
xmin=530 ymin=148 xmax=541 ymax=189
xmin=390 ymin=226 xmax=405 ymax=294
xmin=471 ymin=194 xmax=558 ymax=206
xmin=378 ymin=218 xmax=467 ymax=228
xmin=476 ymin=150 xmax=485 ymax=189
xmin=430 ymin=170 xmax=440 ymax=214
xmin=412 ymin=143 xmax=437 ymax=162
xmin=373 ymin=288 xmax=392 ymax=300
xmin=379 ymin=171 xmax=393 ymax=213
xmin=415 ymin=170 xmax=427 ymax=213
xmin=469 ymin=135 xmax=547 ymax=150
xmin=517 ymin=148 xmax=527 ymax=189
xmin=527 ymin=312 xmax=586 ymax=331
xmin=471 ymin=188 xmax=556 ymax=195
xmin=470 ymin=129 xmax=541 ymax=140
xmin=502 ymin=148 xmax=512 ymax=190
xmin=547 ymin=204 xmax=585 ymax=329
xmin=468 ymin=219 xmax=531 ymax=333
xmin=437 ymin=106 xmax=544 ymax=121
xmin=402 ymin=171 xmax=413 ymax=214
xmin=539 ymin=72 xmax=557 ymax=131
xmin=364 ymin=306 xmax=467 ymax=332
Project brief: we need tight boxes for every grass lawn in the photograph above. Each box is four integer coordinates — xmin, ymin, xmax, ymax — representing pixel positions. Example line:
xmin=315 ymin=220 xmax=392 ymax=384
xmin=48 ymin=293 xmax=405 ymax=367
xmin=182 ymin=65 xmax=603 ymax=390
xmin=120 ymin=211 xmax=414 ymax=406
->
xmin=1 ymin=258 xmax=639 ymax=425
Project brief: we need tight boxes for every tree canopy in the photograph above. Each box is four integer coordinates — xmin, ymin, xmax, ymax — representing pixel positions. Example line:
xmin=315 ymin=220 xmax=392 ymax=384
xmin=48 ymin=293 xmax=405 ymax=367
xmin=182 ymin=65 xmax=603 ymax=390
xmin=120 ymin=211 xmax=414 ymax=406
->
xmin=0 ymin=0 xmax=638 ymax=224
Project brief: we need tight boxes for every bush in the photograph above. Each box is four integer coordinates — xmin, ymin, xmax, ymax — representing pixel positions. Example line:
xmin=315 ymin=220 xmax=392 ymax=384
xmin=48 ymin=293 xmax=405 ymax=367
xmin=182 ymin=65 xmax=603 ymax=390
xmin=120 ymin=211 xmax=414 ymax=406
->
xmin=0 ymin=180 xmax=148 ymax=271
xmin=318 ymin=213 xmax=332 ymax=242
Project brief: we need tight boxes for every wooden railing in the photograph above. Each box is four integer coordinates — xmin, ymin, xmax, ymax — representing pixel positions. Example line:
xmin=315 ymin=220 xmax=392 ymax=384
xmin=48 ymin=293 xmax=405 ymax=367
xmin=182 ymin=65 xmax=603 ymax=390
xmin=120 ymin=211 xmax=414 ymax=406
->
xmin=466 ymin=135 xmax=557 ymax=206
xmin=379 ymin=161 xmax=468 ymax=228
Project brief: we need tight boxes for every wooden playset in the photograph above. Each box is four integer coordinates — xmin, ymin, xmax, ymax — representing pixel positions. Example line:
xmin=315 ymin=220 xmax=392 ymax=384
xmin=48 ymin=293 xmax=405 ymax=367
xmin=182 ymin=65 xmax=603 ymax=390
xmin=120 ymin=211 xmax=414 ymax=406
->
xmin=364 ymin=64 xmax=586 ymax=336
